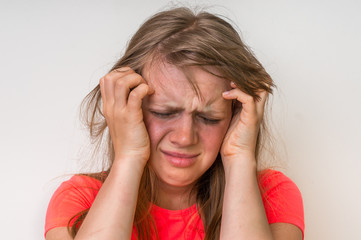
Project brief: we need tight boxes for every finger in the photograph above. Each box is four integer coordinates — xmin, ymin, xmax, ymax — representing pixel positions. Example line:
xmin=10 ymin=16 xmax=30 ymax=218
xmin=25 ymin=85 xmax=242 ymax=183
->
xmin=102 ymin=67 xmax=135 ymax=105
xmin=127 ymin=83 xmax=154 ymax=111
xmin=100 ymin=67 xmax=135 ymax=115
xmin=101 ymin=67 xmax=141 ymax=106
xmin=222 ymin=88 xmax=256 ymax=113
xmin=255 ymin=90 xmax=268 ymax=116
xmin=100 ymin=76 xmax=115 ymax=122
xmin=99 ymin=78 xmax=112 ymax=119
xmin=222 ymin=88 xmax=259 ymax=127
xmin=114 ymin=73 xmax=146 ymax=109
xmin=224 ymin=82 xmax=269 ymax=118
xmin=110 ymin=66 xmax=133 ymax=77
xmin=103 ymin=67 xmax=134 ymax=104
xmin=101 ymin=74 xmax=116 ymax=110
xmin=99 ymin=77 xmax=106 ymax=106
xmin=101 ymin=68 xmax=131 ymax=106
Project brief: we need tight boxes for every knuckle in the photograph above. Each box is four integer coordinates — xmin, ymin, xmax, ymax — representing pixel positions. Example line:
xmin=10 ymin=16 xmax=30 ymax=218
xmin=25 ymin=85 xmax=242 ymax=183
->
xmin=114 ymin=66 xmax=133 ymax=73
xmin=129 ymin=89 xmax=140 ymax=99
xmin=102 ymin=108 xmax=110 ymax=118
xmin=127 ymin=72 xmax=143 ymax=83
xmin=123 ymin=66 xmax=133 ymax=72
xmin=129 ymin=84 xmax=147 ymax=99
xmin=135 ymin=83 xmax=145 ymax=89
xmin=103 ymin=74 xmax=112 ymax=82
xmin=115 ymin=79 xmax=125 ymax=88
xmin=245 ymin=95 xmax=253 ymax=103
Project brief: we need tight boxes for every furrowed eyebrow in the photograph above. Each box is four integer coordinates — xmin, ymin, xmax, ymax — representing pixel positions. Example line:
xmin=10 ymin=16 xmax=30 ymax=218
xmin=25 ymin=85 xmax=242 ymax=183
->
xmin=148 ymin=105 xmax=182 ymax=111
xmin=148 ymin=105 xmax=226 ymax=116
xmin=197 ymin=109 xmax=227 ymax=117
xmin=147 ymin=94 xmax=229 ymax=115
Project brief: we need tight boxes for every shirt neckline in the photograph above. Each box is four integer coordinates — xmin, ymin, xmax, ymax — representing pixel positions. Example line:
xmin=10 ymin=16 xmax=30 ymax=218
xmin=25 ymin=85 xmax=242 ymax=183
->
xmin=150 ymin=203 xmax=198 ymax=217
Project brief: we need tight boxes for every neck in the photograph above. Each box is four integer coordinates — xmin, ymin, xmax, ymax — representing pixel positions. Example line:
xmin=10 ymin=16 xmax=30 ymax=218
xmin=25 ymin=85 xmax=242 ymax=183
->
xmin=155 ymin=180 xmax=197 ymax=210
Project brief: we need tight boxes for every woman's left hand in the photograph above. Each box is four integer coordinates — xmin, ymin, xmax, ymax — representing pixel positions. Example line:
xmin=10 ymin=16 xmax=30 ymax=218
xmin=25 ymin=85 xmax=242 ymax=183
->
xmin=221 ymin=82 xmax=268 ymax=167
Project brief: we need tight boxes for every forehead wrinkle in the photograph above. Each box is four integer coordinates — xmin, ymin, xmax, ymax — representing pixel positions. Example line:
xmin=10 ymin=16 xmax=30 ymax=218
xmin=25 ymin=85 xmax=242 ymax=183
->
xmin=143 ymin=61 xmax=230 ymax=115
xmin=147 ymin=62 xmax=205 ymax=99
xmin=149 ymin=94 xmax=228 ymax=116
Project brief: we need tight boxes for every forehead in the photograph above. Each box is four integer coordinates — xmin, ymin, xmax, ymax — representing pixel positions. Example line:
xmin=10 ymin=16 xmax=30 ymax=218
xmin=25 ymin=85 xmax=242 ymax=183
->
xmin=143 ymin=62 xmax=230 ymax=102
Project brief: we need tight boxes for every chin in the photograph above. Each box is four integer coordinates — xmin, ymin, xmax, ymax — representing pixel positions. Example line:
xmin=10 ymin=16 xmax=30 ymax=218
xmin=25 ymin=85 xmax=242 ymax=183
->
xmin=148 ymin=153 xmax=212 ymax=189
xmin=154 ymin=168 xmax=200 ymax=188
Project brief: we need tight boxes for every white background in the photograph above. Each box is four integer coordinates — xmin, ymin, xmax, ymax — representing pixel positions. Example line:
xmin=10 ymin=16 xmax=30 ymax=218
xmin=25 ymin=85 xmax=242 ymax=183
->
xmin=1 ymin=0 xmax=360 ymax=239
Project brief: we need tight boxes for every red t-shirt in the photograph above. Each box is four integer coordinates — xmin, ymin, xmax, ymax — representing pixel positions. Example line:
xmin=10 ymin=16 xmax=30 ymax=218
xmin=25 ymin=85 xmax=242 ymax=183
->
xmin=45 ymin=169 xmax=304 ymax=239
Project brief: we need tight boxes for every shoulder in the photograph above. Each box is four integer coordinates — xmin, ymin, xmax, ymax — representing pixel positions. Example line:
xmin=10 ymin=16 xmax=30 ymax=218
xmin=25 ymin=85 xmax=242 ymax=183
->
xmin=61 ymin=174 xmax=103 ymax=190
xmin=258 ymin=169 xmax=302 ymax=198
xmin=258 ymin=169 xmax=305 ymax=236
xmin=50 ymin=174 xmax=102 ymax=202
xmin=45 ymin=175 xmax=102 ymax=237
xmin=47 ymin=174 xmax=102 ymax=209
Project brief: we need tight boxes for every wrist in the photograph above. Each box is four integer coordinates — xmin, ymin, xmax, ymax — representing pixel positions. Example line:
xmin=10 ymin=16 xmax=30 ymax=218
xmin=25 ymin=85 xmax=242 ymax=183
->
xmin=222 ymin=151 xmax=256 ymax=166
xmin=111 ymin=157 xmax=146 ymax=178
xmin=222 ymin=154 xmax=257 ymax=176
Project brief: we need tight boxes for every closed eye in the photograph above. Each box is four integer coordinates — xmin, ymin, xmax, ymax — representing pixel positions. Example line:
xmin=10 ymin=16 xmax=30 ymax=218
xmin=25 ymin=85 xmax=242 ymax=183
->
xmin=198 ymin=115 xmax=221 ymax=125
xmin=150 ymin=110 xmax=222 ymax=124
xmin=150 ymin=111 xmax=176 ymax=118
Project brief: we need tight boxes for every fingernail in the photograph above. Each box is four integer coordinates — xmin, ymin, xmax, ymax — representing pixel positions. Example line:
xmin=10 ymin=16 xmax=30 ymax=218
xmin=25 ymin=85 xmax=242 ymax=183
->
xmin=222 ymin=91 xmax=230 ymax=96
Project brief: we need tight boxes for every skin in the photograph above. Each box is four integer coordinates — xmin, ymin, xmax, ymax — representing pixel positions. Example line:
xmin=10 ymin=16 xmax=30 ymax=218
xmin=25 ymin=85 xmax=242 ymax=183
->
xmin=46 ymin=63 xmax=303 ymax=240
xmin=142 ymin=63 xmax=232 ymax=209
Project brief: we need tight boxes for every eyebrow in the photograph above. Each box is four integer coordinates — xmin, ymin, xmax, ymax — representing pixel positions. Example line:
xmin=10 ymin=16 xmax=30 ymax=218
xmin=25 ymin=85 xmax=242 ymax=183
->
xmin=146 ymin=90 xmax=229 ymax=113
xmin=147 ymin=104 xmax=227 ymax=116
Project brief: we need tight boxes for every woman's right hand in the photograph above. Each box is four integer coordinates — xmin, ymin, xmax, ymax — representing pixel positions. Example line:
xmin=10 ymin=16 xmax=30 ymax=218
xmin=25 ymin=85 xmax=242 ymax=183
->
xmin=100 ymin=67 xmax=154 ymax=168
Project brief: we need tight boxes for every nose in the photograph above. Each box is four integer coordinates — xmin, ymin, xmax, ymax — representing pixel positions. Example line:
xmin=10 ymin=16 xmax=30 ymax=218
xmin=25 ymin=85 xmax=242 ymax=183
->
xmin=169 ymin=115 xmax=198 ymax=147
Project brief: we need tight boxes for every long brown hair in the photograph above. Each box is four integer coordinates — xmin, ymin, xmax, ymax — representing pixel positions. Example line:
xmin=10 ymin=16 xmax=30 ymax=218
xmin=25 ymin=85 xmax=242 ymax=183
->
xmin=70 ymin=7 xmax=275 ymax=239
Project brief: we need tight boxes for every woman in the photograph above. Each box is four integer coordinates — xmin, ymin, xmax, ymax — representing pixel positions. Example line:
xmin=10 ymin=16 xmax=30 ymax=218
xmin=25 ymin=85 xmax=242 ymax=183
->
xmin=45 ymin=7 xmax=304 ymax=240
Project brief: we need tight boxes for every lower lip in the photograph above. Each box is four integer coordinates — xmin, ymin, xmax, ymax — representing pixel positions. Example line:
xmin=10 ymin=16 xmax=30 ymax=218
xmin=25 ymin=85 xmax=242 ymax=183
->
xmin=162 ymin=152 xmax=198 ymax=168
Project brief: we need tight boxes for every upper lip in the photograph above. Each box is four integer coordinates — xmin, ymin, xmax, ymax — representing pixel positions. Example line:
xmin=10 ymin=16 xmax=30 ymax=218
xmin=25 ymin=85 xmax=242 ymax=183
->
xmin=161 ymin=150 xmax=200 ymax=158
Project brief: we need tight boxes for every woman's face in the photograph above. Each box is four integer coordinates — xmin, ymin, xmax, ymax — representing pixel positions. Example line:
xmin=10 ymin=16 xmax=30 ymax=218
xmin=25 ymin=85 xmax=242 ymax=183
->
xmin=142 ymin=62 xmax=232 ymax=188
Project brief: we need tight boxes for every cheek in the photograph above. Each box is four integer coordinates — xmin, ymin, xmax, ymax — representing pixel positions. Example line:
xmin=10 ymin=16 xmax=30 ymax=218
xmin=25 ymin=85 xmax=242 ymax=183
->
xmin=143 ymin=116 xmax=166 ymax=148
xmin=144 ymin=113 xmax=232 ymax=151
xmin=200 ymin=121 xmax=230 ymax=152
